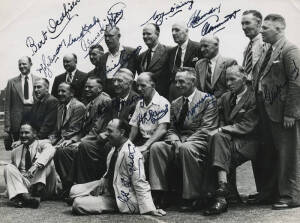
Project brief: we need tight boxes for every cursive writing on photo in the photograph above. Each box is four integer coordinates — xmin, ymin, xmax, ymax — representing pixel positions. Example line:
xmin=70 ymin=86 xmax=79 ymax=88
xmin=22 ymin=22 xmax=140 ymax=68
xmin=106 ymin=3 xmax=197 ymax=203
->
xmin=26 ymin=0 xmax=81 ymax=57
xmin=137 ymin=104 xmax=169 ymax=124
xmin=141 ymin=0 xmax=194 ymax=26
xmin=187 ymin=93 xmax=216 ymax=119
xmin=35 ymin=2 xmax=126 ymax=78
xmin=187 ymin=4 xmax=241 ymax=36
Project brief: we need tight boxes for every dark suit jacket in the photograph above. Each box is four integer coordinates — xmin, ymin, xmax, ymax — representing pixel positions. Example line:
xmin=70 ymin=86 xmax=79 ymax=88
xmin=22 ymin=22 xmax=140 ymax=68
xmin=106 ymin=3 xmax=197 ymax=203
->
xmin=4 ymin=74 xmax=39 ymax=133
xmin=51 ymin=69 xmax=87 ymax=101
xmin=52 ymin=98 xmax=86 ymax=144
xmin=97 ymin=46 xmax=139 ymax=96
xmin=137 ymin=43 xmax=170 ymax=98
xmin=218 ymin=88 xmax=259 ymax=160
xmin=30 ymin=93 xmax=58 ymax=139
xmin=78 ymin=91 xmax=111 ymax=139
xmin=166 ymin=89 xmax=218 ymax=146
xmin=255 ymin=37 xmax=300 ymax=122
xmin=195 ymin=56 xmax=237 ymax=98
xmin=168 ymin=39 xmax=202 ymax=81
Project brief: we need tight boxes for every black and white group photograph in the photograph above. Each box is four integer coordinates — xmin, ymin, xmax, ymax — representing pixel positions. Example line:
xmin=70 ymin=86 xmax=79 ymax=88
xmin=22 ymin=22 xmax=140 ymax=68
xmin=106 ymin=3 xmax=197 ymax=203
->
xmin=0 ymin=0 xmax=300 ymax=222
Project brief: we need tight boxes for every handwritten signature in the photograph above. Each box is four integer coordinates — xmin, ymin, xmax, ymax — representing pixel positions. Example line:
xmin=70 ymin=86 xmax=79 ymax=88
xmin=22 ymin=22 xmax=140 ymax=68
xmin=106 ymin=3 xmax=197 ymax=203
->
xmin=106 ymin=46 xmax=142 ymax=76
xmin=35 ymin=2 xmax=126 ymax=78
xmin=187 ymin=4 xmax=240 ymax=36
xmin=187 ymin=93 xmax=216 ymax=119
xmin=141 ymin=0 xmax=194 ymax=26
xmin=138 ymin=104 xmax=169 ymax=124
xmin=26 ymin=0 xmax=81 ymax=56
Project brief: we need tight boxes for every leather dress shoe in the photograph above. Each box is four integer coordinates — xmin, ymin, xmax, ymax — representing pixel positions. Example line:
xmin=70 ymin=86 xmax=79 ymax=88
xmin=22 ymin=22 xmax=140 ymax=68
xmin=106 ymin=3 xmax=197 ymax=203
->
xmin=203 ymin=199 xmax=228 ymax=215
xmin=11 ymin=197 xmax=24 ymax=208
xmin=180 ymin=199 xmax=206 ymax=212
xmin=247 ymin=194 xmax=273 ymax=205
xmin=22 ymin=194 xmax=40 ymax=208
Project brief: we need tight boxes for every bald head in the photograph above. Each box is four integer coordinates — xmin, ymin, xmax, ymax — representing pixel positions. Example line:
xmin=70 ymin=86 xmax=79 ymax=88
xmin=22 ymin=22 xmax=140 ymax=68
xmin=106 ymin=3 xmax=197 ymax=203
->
xmin=18 ymin=56 xmax=32 ymax=75
xmin=143 ymin=23 xmax=160 ymax=48
xmin=63 ymin=53 xmax=77 ymax=72
xmin=172 ymin=22 xmax=189 ymax=45
xmin=200 ymin=36 xmax=219 ymax=59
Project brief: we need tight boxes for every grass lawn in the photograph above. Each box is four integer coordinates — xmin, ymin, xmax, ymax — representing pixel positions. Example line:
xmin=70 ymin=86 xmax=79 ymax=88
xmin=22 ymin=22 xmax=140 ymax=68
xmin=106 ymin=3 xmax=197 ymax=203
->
xmin=1 ymin=142 xmax=300 ymax=223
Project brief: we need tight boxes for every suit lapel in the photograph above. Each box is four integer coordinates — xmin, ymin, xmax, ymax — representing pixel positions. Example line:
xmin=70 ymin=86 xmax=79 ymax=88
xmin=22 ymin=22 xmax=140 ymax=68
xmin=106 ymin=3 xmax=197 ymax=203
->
xmin=229 ymin=89 xmax=250 ymax=120
xmin=13 ymin=76 xmax=23 ymax=100
xmin=72 ymin=70 xmax=79 ymax=83
xmin=113 ymin=141 xmax=130 ymax=184
xmin=197 ymin=60 xmax=207 ymax=90
xmin=261 ymin=38 xmax=286 ymax=79
xmin=15 ymin=147 xmax=23 ymax=168
xmin=29 ymin=140 xmax=38 ymax=161
xmin=148 ymin=44 xmax=163 ymax=70
xmin=183 ymin=40 xmax=192 ymax=65
xmin=57 ymin=104 xmax=64 ymax=129
xmin=63 ymin=98 xmax=74 ymax=126
xmin=212 ymin=56 xmax=224 ymax=87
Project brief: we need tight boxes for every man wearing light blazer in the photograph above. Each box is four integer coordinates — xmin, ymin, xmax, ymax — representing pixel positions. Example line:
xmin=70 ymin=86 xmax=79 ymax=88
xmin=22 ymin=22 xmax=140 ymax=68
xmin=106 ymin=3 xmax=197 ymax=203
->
xmin=69 ymin=119 xmax=166 ymax=217
xmin=4 ymin=56 xmax=39 ymax=150
xmin=195 ymin=36 xmax=237 ymax=99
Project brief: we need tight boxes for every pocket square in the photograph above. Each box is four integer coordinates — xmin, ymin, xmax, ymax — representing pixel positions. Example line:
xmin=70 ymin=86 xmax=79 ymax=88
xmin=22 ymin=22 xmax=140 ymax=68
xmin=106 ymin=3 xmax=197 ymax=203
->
xmin=192 ymin=57 xmax=199 ymax=62
xmin=273 ymin=60 xmax=280 ymax=64
xmin=238 ymin=109 xmax=246 ymax=113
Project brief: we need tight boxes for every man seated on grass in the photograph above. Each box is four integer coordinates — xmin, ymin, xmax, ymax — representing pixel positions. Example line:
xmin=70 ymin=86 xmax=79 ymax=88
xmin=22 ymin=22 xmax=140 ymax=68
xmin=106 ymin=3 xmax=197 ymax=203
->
xmin=4 ymin=123 xmax=58 ymax=208
xmin=69 ymin=119 xmax=166 ymax=217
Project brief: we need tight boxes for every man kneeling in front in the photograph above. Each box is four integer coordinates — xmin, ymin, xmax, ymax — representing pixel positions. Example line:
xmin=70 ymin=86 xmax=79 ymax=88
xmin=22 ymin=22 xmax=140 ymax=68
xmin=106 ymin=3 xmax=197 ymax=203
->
xmin=4 ymin=123 xmax=58 ymax=208
xmin=70 ymin=118 xmax=166 ymax=216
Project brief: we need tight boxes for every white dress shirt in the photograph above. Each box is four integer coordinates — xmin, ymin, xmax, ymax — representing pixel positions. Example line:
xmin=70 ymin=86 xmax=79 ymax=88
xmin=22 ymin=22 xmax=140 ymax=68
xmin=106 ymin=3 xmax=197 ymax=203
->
xmin=106 ymin=46 xmax=124 ymax=79
xmin=21 ymin=73 xmax=34 ymax=104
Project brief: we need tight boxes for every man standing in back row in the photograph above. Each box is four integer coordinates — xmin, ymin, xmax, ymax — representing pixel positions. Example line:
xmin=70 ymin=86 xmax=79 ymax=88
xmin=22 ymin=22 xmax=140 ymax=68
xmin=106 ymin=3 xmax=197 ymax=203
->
xmin=255 ymin=14 xmax=300 ymax=209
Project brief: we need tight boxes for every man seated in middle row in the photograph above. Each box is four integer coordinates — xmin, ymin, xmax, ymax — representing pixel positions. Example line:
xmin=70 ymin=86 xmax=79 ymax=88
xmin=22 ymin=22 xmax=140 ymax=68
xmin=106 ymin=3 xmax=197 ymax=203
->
xmin=203 ymin=65 xmax=260 ymax=215
xmin=129 ymin=72 xmax=170 ymax=161
xmin=149 ymin=67 xmax=219 ymax=210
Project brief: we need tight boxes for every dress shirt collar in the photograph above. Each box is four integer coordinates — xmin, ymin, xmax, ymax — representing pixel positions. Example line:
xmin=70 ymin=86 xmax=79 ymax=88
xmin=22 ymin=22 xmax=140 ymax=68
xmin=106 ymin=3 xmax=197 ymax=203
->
xmin=250 ymin=33 xmax=261 ymax=44
xmin=185 ymin=89 xmax=196 ymax=104
xmin=210 ymin=54 xmax=219 ymax=64
xmin=150 ymin=43 xmax=159 ymax=52
xmin=141 ymin=90 xmax=160 ymax=108
xmin=108 ymin=45 xmax=124 ymax=57
xmin=272 ymin=37 xmax=284 ymax=51
xmin=179 ymin=39 xmax=189 ymax=50
xmin=20 ymin=73 xmax=32 ymax=80
xmin=120 ymin=92 xmax=130 ymax=101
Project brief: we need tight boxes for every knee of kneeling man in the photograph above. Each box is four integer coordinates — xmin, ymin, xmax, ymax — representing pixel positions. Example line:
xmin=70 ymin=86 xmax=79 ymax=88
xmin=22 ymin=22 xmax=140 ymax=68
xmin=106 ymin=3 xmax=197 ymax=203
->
xmin=69 ymin=185 xmax=81 ymax=199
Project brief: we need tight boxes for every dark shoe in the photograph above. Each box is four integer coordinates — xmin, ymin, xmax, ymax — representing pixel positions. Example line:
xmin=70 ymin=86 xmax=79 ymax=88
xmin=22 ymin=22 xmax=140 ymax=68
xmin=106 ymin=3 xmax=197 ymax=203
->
xmin=180 ymin=199 xmax=205 ymax=212
xmin=31 ymin=183 xmax=46 ymax=197
xmin=22 ymin=194 xmax=40 ymax=208
xmin=248 ymin=192 xmax=259 ymax=200
xmin=203 ymin=199 xmax=228 ymax=216
xmin=10 ymin=197 xmax=24 ymax=208
xmin=64 ymin=197 xmax=74 ymax=206
xmin=247 ymin=195 xmax=273 ymax=205
xmin=216 ymin=182 xmax=229 ymax=197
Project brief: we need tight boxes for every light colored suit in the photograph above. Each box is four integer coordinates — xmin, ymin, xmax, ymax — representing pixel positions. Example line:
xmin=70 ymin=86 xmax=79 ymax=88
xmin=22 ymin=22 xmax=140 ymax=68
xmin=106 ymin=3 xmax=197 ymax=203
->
xmin=70 ymin=140 xmax=156 ymax=215
xmin=149 ymin=89 xmax=219 ymax=199
xmin=195 ymin=55 xmax=237 ymax=98
xmin=4 ymin=74 xmax=39 ymax=134
xmin=256 ymin=37 xmax=300 ymax=204
xmin=4 ymin=139 xmax=58 ymax=200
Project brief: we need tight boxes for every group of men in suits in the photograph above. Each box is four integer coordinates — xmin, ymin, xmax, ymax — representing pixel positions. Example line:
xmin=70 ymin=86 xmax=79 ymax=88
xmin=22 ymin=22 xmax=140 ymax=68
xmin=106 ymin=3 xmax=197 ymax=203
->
xmin=3 ymin=9 xmax=300 ymax=217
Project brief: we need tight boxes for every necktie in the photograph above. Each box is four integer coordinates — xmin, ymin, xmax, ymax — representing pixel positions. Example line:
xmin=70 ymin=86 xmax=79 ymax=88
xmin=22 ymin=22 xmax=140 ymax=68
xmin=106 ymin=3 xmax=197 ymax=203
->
xmin=25 ymin=145 xmax=32 ymax=171
xmin=206 ymin=60 xmax=212 ymax=84
xmin=66 ymin=73 xmax=72 ymax=83
xmin=175 ymin=46 xmax=182 ymax=68
xmin=244 ymin=41 xmax=253 ymax=75
xmin=24 ymin=75 xmax=29 ymax=100
xmin=61 ymin=105 xmax=67 ymax=124
xmin=178 ymin=97 xmax=189 ymax=129
xmin=259 ymin=46 xmax=273 ymax=75
xmin=145 ymin=49 xmax=152 ymax=70
xmin=230 ymin=93 xmax=237 ymax=108
xmin=106 ymin=148 xmax=119 ymax=195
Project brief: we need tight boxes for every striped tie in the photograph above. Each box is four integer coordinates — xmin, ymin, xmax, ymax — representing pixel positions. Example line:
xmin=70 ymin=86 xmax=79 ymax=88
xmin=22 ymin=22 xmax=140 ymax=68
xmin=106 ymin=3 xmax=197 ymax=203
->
xmin=244 ymin=41 xmax=253 ymax=75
